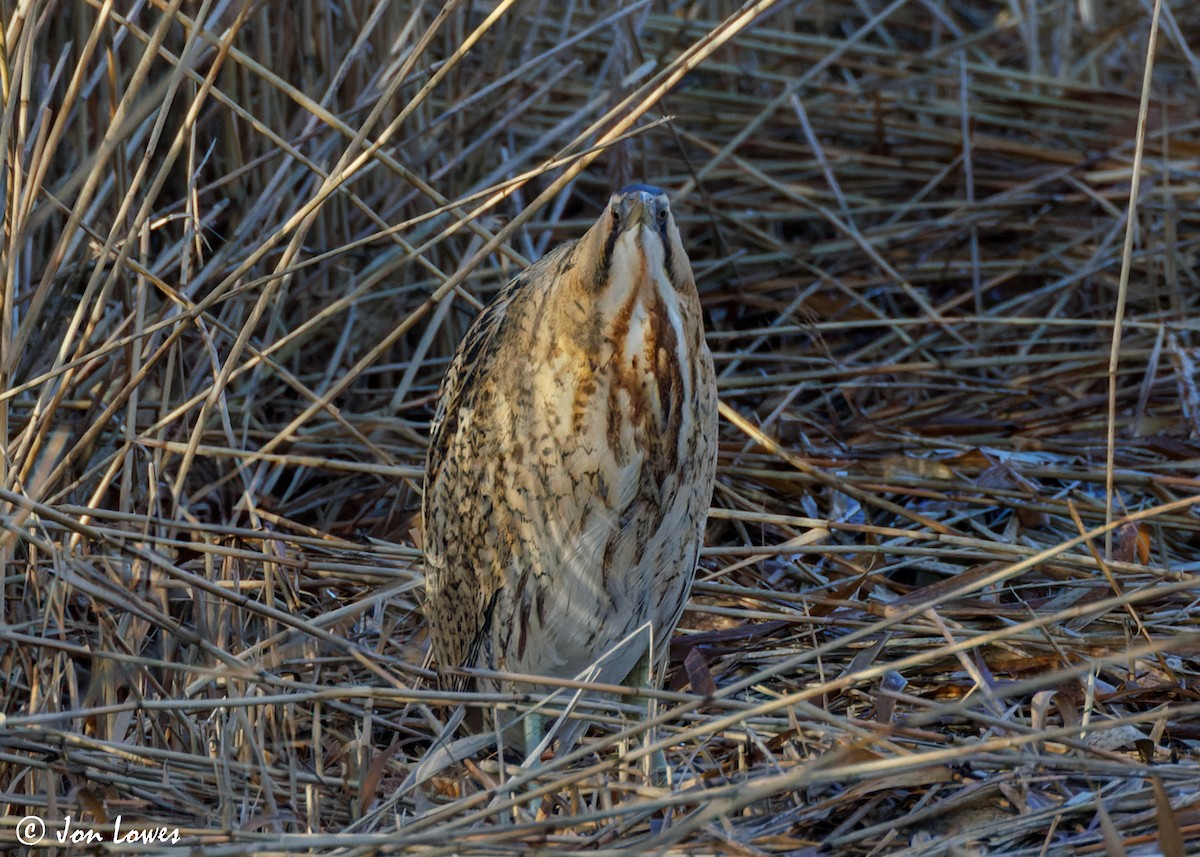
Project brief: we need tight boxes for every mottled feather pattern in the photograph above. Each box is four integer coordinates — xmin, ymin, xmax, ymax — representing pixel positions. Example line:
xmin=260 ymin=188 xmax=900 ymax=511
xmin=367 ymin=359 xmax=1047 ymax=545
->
xmin=422 ymin=187 xmax=718 ymax=728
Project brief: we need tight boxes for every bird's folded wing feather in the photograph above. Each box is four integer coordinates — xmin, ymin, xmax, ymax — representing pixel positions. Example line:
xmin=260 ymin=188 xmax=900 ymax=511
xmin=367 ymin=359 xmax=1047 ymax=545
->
xmin=423 ymin=271 xmax=527 ymax=672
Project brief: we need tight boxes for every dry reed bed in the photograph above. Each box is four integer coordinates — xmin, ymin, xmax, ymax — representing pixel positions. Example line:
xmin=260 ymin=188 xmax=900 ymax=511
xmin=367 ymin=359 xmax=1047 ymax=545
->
xmin=2 ymin=0 xmax=1199 ymax=854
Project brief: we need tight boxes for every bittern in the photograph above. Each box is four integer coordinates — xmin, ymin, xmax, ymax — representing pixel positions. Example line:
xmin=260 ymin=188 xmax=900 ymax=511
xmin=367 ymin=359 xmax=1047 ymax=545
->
xmin=422 ymin=184 xmax=718 ymax=754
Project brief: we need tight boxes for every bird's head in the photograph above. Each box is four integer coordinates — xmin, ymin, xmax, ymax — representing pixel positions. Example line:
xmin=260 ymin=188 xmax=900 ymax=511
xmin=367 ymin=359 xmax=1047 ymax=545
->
xmin=578 ymin=184 xmax=694 ymax=299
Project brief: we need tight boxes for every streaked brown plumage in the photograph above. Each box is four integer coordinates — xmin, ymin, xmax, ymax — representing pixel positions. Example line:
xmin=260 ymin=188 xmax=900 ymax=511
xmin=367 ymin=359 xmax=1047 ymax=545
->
xmin=422 ymin=184 xmax=717 ymax=745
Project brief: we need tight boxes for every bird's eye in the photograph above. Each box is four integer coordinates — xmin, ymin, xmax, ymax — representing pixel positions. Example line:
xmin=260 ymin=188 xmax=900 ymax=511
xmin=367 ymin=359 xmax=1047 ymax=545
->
xmin=611 ymin=207 xmax=620 ymax=226
xmin=656 ymin=206 xmax=668 ymax=226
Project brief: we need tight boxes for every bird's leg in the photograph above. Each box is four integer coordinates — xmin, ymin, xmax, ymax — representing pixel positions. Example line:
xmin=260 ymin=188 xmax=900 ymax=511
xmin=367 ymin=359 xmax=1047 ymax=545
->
xmin=522 ymin=711 xmax=546 ymax=766
xmin=517 ymin=708 xmax=547 ymax=819
xmin=625 ymin=646 xmax=671 ymax=787
xmin=512 ymin=684 xmax=589 ymax=819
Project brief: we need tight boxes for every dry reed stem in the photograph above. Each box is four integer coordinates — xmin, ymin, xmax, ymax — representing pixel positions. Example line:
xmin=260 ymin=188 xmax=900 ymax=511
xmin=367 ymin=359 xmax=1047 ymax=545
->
xmin=2 ymin=1 xmax=1199 ymax=854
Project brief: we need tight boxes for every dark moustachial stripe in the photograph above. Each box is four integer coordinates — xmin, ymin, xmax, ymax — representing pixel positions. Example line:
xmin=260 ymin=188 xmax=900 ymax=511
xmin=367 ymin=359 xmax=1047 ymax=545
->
xmin=660 ymin=219 xmax=675 ymax=283
xmin=596 ymin=212 xmax=621 ymax=287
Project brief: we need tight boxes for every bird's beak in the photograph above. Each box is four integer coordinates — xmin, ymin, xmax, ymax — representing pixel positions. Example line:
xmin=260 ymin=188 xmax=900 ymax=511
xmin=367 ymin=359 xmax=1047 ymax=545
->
xmin=617 ymin=195 xmax=652 ymax=229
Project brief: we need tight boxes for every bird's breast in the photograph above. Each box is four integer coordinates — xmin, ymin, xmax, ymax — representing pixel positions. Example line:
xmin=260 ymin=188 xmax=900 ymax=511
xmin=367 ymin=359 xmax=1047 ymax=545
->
xmin=559 ymin=300 xmax=686 ymax=494
xmin=518 ymin=234 xmax=701 ymax=494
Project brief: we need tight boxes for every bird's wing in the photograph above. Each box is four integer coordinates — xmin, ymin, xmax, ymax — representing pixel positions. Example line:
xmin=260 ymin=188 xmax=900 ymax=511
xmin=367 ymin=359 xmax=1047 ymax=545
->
xmin=422 ymin=269 xmax=527 ymax=677
xmin=426 ymin=287 xmax=514 ymax=488
xmin=425 ymin=238 xmax=578 ymax=483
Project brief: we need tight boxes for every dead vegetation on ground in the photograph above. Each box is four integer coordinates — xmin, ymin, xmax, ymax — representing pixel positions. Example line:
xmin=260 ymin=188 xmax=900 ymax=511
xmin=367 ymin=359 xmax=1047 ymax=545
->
xmin=2 ymin=0 xmax=1200 ymax=854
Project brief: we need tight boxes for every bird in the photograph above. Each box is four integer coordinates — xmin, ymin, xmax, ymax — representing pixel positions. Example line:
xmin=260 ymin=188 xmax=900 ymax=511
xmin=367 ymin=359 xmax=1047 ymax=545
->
xmin=421 ymin=184 xmax=718 ymax=756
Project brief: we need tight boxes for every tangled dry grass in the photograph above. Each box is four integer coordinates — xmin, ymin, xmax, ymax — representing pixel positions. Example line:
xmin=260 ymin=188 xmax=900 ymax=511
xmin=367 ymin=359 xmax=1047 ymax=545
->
xmin=3 ymin=0 xmax=1200 ymax=854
